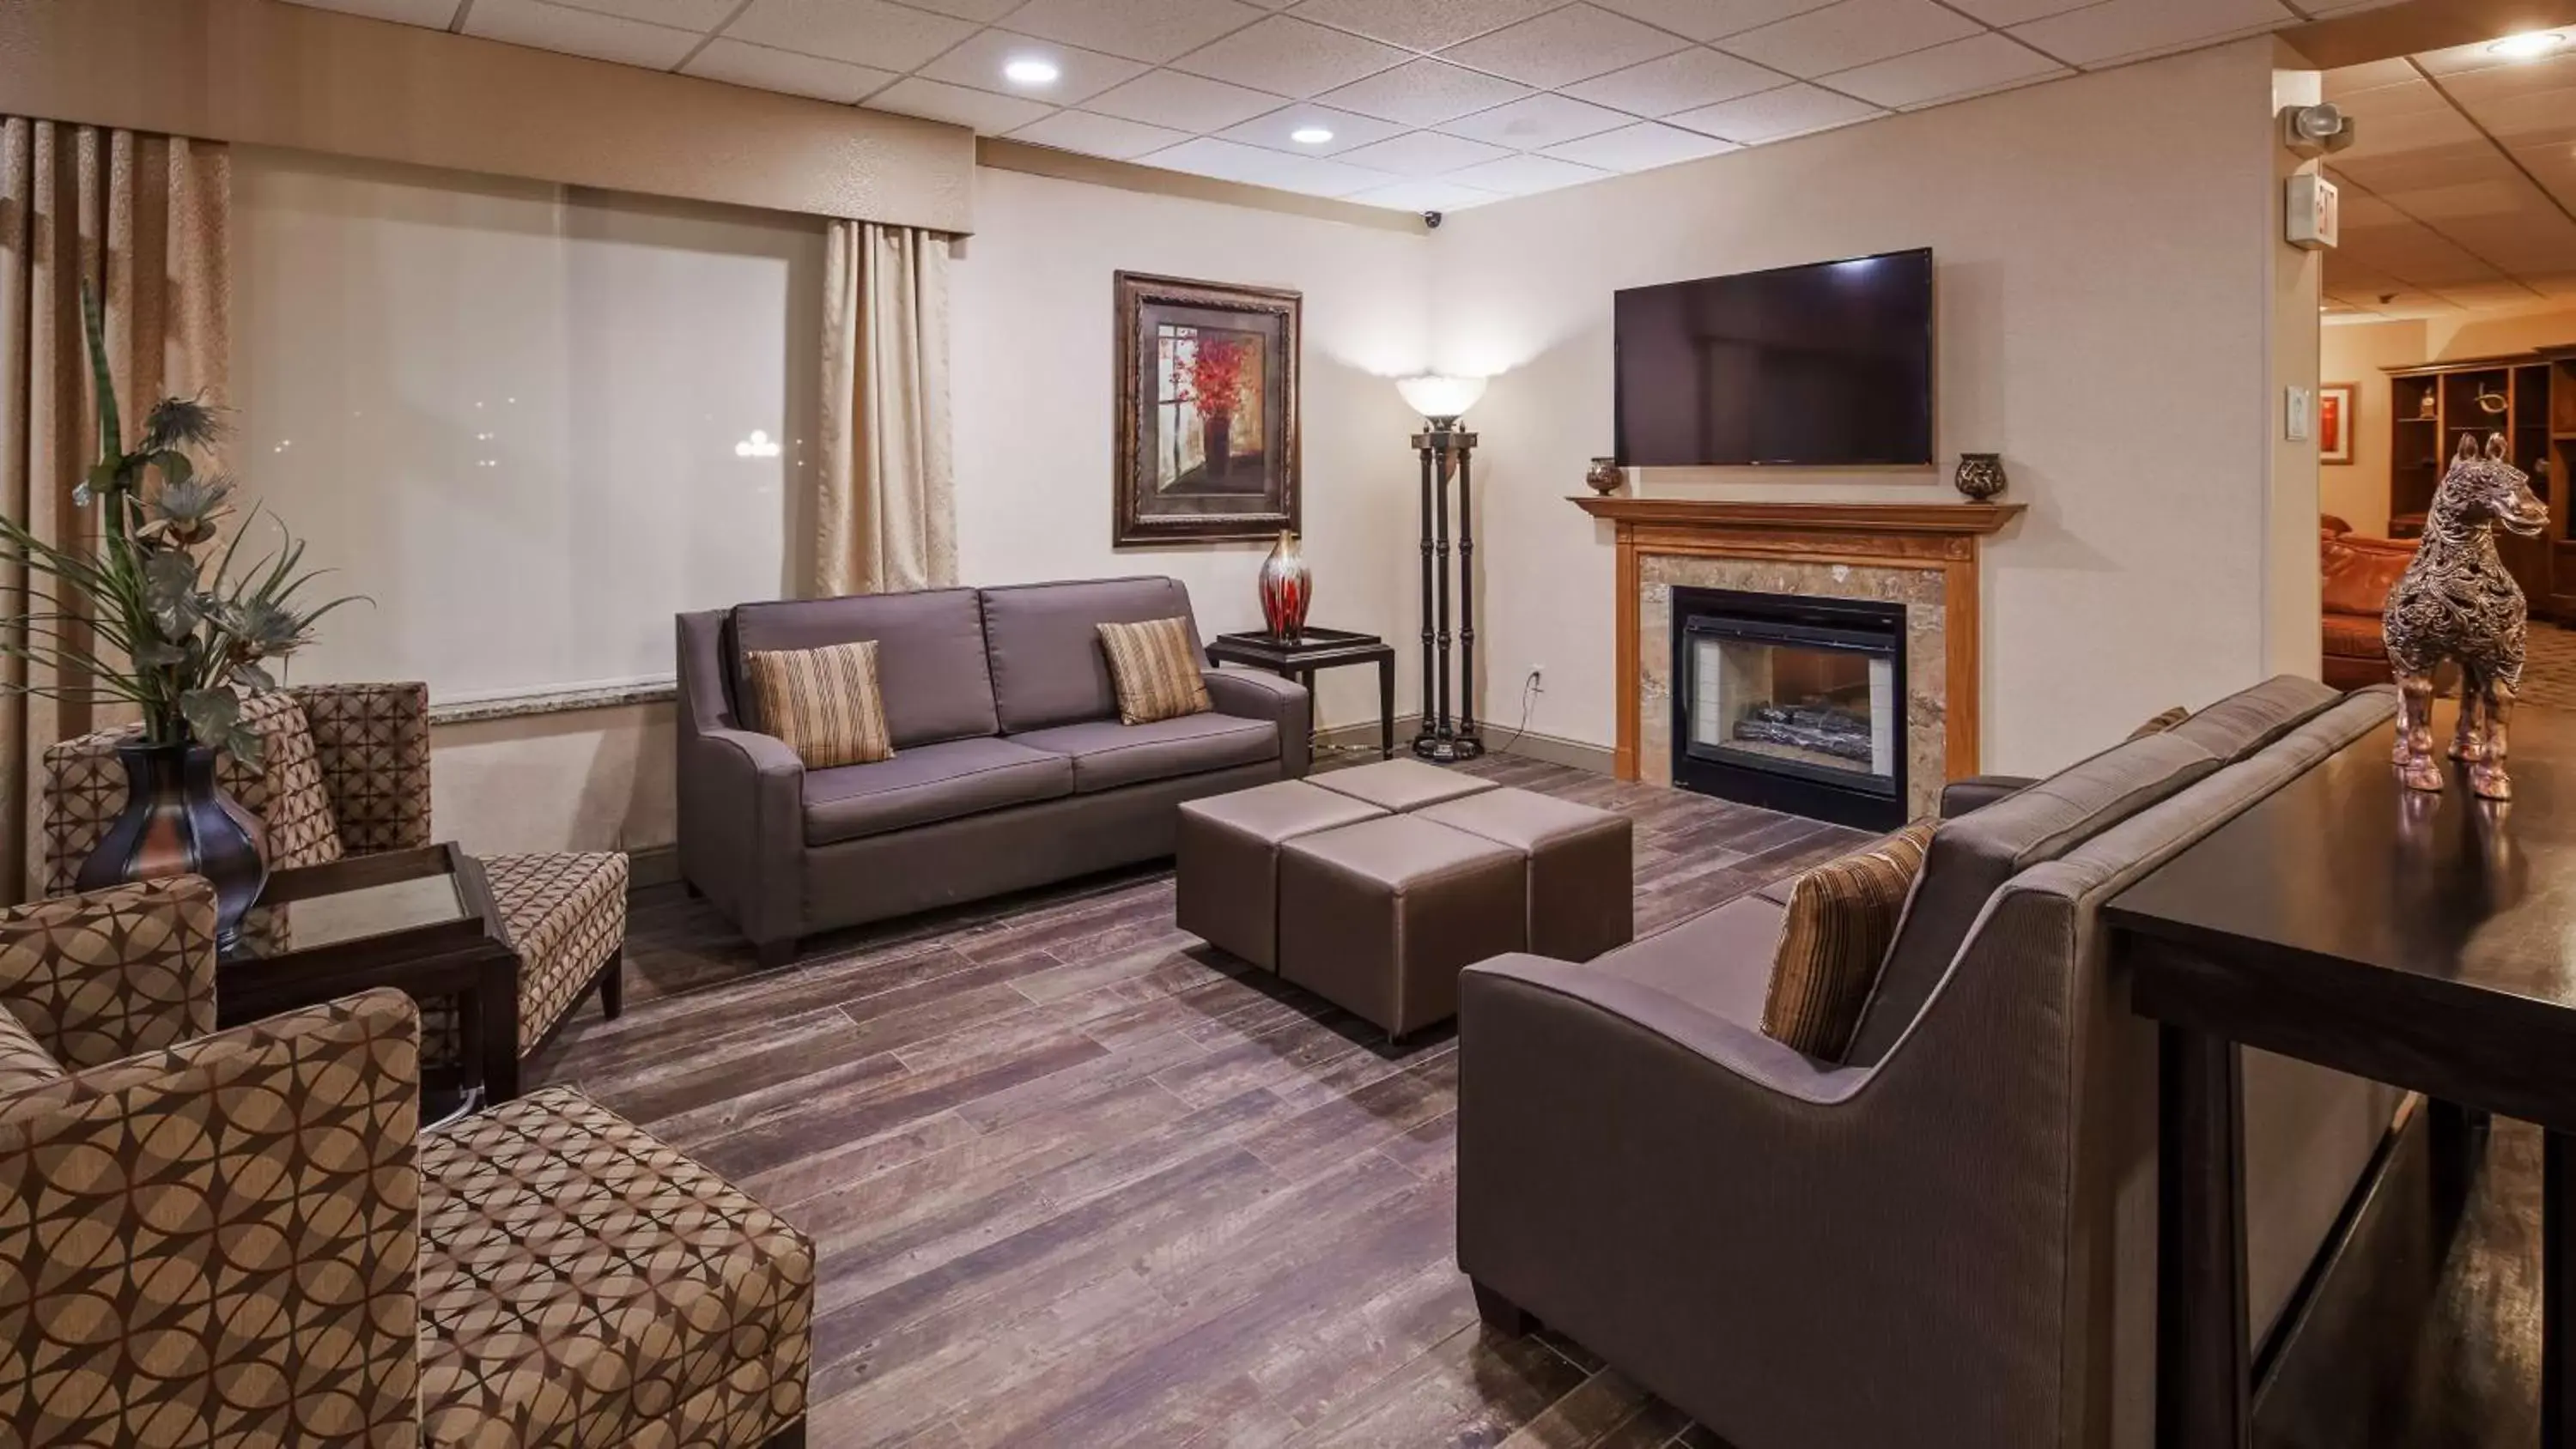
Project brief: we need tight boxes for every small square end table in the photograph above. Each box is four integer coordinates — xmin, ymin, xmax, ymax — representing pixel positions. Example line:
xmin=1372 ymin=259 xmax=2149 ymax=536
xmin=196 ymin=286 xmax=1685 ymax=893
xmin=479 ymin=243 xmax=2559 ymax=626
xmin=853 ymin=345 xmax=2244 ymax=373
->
xmin=1207 ymin=627 xmax=1397 ymax=761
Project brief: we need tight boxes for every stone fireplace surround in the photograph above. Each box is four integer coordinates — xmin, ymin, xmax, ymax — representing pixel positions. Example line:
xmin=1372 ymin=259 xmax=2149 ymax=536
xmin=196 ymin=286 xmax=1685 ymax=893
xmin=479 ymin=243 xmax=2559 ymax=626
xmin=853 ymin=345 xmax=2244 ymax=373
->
xmin=1571 ymin=498 xmax=2024 ymax=822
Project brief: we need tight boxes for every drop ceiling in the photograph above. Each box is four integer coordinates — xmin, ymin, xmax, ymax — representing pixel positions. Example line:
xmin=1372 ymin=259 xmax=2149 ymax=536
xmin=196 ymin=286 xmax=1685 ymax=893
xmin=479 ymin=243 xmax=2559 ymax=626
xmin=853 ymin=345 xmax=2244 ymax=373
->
xmin=291 ymin=0 xmax=2402 ymax=214
xmin=2322 ymin=36 xmax=2576 ymax=319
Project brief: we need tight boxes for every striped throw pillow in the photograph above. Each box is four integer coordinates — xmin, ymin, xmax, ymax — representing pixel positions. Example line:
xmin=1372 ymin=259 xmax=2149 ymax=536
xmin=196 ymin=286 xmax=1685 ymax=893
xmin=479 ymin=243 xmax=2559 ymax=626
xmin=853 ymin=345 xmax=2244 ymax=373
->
xmin=2129 ymin=705 xmax=2190 ymax=739
xmin=1097 ymin=617 xmax=1212 ymax=725
xmin=1759 ymin=819 xmax=1936 ymax=1060
xmin=742 ymin=640 xmax=895 ymax=769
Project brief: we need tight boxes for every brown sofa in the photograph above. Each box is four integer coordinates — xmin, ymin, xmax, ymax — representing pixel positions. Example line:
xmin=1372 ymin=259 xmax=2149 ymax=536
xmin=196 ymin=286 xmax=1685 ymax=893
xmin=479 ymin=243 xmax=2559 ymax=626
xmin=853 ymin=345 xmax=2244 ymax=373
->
xmin=1456 ymin=676 xmax=2406 ymax=1449
xmin=677 ymin=577 xmax=1310 ymax=964
xmin=2320 ymin=522 xmax=2415 ymax=690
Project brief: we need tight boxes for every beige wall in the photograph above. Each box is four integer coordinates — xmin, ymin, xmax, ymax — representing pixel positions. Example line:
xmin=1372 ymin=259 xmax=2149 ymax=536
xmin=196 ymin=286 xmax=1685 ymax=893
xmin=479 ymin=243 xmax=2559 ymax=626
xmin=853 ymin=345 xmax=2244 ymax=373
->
xmin=431 ymin=706 xmax=675 ymax=858
xmin=2321 ymin=308 xmax=2576 ymax=537
xmin=2266 ymin=63 xmax=2326 ymax=679
xmin=951 ymin=166 xmax=1434 ymax=735
xmin=1430 ymin=40 xmax=2287 ymax=777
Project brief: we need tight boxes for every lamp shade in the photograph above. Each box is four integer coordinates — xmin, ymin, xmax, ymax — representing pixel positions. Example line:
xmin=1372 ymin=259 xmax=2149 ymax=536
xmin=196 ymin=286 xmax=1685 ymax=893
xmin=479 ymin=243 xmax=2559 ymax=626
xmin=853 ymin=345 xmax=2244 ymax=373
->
xmin=1397 ymin=374 xmax=1487 ymax=421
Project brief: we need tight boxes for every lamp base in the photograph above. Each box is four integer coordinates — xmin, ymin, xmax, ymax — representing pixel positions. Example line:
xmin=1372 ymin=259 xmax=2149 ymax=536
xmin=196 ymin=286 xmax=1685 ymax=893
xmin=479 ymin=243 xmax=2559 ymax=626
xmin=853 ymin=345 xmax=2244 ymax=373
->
xmin=1411 ymin=730 xmax=1485 ymax=763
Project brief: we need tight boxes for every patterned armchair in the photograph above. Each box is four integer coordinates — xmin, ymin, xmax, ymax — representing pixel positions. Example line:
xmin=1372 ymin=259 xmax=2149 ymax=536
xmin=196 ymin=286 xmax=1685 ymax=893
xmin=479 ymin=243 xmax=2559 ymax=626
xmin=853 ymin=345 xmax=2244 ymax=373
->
xmin=40 ymin=682 xmax=630 ymax=1075
xmin=0 ymin=876 xmax=813 ymax=1447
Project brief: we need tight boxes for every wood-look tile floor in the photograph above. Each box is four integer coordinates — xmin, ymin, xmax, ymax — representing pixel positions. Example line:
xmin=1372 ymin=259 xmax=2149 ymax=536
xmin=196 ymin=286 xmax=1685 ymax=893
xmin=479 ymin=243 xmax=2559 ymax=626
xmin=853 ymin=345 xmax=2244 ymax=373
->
xmin=531 ymin=755 xmax=1862 ymax=1449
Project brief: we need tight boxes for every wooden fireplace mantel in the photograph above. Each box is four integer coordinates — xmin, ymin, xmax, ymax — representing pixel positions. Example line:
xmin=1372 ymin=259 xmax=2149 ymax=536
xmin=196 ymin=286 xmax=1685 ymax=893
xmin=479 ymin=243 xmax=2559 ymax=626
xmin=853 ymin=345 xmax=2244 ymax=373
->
xmin=1576 ymin=495 xmax=2024 ymax=785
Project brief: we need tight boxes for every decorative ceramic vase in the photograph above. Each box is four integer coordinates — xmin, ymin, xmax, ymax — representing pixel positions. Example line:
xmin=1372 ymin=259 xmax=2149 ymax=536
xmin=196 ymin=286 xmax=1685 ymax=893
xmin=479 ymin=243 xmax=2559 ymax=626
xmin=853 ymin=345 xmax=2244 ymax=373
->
xmin=1584 ymin=457 xmax=1623 ymax=495
xmin=1202 ymin=411 xmax=1234 ymax=481
xmin=1953 ymin=452 xmax=2008 ymax=500
xmin=1259 ymin=530 xmax=1312 ymax=642
xmin=77 ymin=739 xmax=266 ymax=953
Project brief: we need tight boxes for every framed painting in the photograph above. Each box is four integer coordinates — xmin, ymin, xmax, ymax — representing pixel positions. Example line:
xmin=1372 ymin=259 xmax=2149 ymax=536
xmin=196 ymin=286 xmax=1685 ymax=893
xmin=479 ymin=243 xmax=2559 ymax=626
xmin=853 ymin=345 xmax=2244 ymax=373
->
xmin=2318 ymin=381 xmax=2355 ymax=465
xmin=1114 ymin=272 xmax=1302 ymax=546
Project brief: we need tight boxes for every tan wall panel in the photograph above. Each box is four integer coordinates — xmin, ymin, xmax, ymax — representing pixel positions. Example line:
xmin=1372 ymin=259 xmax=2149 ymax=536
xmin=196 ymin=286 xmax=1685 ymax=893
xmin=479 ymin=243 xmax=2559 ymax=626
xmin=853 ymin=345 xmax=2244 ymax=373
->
xmin=0 ymin=0 xmax=973 ymax=232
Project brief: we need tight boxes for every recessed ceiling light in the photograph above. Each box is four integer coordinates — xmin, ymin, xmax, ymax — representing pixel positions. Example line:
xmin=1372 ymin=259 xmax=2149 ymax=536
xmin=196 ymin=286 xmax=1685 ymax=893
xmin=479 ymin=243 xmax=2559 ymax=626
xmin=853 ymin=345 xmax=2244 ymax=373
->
xmin=1003 ymin=58 xmax=1060 ymax=86
xmin=1290 ymin=126 xmax=1334 ymax=145
xmin=2487 ymin=30 xmax=2566 ymax=59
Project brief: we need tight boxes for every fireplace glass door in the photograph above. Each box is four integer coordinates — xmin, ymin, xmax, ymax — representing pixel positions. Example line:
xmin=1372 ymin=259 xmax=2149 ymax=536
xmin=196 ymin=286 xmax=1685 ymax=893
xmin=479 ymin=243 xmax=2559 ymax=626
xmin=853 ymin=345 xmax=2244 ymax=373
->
xmin=1672 ymin=587 xmax=1905 ymax=829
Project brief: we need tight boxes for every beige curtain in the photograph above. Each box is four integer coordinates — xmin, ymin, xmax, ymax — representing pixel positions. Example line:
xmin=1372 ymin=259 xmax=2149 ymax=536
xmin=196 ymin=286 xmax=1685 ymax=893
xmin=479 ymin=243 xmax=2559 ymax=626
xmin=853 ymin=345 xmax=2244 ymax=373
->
xmin=0 ymin=119 xmax=229 ymax=903
xmin=817 ymin=220 xmax=955 ymax=597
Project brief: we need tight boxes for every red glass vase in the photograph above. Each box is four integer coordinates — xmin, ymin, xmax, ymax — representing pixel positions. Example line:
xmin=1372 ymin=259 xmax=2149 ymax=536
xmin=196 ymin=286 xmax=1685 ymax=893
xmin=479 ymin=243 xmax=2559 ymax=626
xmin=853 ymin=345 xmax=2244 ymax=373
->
xmin=1259 ymin=530 xmax=1311 ymax=642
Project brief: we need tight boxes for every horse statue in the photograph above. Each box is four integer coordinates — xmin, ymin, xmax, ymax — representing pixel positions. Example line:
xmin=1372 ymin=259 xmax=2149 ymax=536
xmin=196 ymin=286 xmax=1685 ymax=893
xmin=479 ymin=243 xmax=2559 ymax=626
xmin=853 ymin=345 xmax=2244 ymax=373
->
xmin=2384 ymin=431 xmax=2549 ymax=799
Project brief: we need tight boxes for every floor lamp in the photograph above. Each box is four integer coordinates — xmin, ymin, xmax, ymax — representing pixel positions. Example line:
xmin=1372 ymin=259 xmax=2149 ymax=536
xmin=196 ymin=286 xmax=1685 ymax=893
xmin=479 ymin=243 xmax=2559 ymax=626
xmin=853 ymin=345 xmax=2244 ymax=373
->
xmin=1398 ymin=375 xmax=1488 ymax=763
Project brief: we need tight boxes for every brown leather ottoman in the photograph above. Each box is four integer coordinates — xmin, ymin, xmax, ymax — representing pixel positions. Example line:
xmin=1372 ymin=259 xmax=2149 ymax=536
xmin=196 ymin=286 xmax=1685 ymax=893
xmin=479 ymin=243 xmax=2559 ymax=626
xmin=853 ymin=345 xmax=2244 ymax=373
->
xmin=1278 ymin=815 xmax=1526 ymax=1038
xmin=1418 ymin=786 xmax=1633 ymax=962
xmin=1307 ymin=758 xmax=1496 ymax=813
xmin=1177 ymin=780 xmax=1388 ymax=970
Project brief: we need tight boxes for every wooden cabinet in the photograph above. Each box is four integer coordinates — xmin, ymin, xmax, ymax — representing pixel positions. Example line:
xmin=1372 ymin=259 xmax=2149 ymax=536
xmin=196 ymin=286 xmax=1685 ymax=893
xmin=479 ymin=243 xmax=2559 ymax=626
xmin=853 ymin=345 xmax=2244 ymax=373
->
xmin=2385 ymin=349 xmax=2572 ymax=621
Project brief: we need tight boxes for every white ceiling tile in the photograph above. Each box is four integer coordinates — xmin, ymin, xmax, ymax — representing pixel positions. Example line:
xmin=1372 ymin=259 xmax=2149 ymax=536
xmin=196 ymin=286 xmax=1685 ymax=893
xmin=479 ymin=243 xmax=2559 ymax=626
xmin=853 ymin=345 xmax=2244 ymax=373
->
xmin=1934 ymin=0 xmax=2091 ymax=23
xmin=1564 ymin=47 xmax=1787 ymax=114
xmin=1011 ymin=109 xmax=1197 ymax=158
xmin=1715 ymin=0 xmax=1982 ymax=78
xmin=1172 ymin=16 xmax=1411 ymax=96
xmin=1139 ymin=136 xmax=1395 ymax=195
xmin=1005 ymin=0 xmax=1268 ymax=64
xmin=464 ymin=0 xmax=701 ymax=68
xmin=1443 ymin=152 xmax=1615 ymax=194
xmin=725 ymin=0 xmax=980 ymax=71
xmin=1583 ymin=0 xmax=1837 ymax=42
xmin=893 ymin=0 xmax=1028 ymax=19
xmin=1541 ymin=118 xmax=1739 ymax=168
xmin=919 ymin=32 xmax=1149 ymax=106
xmin=1440 ymin=91 xmax=1641 ymax=147
xmin=869 ymin=77 xmax=1057 ymax=130
xmin=544 ymin=0 xmax=736 ymax=29
xmin=279 ymin=0 xmax=465 ymax=26
xmin=1218 ymin=103 xmax=1409 ymax=154
xmin=1668 ymin=81 xmax=1882 ymax=140
xmin=1085 ymin=70 xmax=1291 ymax=130
xmin=684 ymin=39 xmax=899 ymax=102
xmin=1334 ymin=130 xmax=1516 ymax=175
xmin=1287 ymin=0 xmax=1563 ymax=52
xmin=2009 ymin=0 xmax=2297 ymax=70
xmin=1440 ymin=4 xmax=1691 ymax=88
xmin=1315 ymin=58 xmax=1534 ymax=125
xmin=1345 ymin=178 xmax=1510 ymax=210
xmin=1820 ymin=32 xmax=2067 ymax=108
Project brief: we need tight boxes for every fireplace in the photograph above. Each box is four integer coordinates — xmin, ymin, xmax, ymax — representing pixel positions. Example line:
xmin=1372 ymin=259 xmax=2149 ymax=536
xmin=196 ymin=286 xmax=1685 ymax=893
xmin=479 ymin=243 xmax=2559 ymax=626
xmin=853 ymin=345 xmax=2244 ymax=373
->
xmin=1671 ymin=585 xmax=1907 ymax=830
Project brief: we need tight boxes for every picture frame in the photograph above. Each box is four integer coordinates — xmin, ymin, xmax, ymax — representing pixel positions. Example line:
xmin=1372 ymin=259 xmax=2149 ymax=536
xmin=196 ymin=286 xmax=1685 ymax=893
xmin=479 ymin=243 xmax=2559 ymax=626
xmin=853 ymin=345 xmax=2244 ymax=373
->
xmin=1113 ymin=271 xmax=1302 ymax=547
xmin=2319 ymin=381 xmax=2355 ymax=465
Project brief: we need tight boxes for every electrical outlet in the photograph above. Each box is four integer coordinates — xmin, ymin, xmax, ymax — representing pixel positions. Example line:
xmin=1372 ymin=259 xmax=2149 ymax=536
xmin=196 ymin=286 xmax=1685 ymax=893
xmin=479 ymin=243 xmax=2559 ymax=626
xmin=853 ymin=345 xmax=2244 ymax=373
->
xmin=1526 ymin=665 xmax=1546 ymax=694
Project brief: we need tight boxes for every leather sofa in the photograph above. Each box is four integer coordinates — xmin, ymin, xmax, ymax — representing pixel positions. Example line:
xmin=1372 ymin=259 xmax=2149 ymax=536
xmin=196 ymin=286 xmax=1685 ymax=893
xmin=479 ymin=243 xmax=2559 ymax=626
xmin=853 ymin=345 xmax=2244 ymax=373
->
xmin=2320 ymin=521 xmax=2415 ymax=689
xmin=1456 ymin=676 xmax=2405 ymax=1449
xmin=677 ymin=576 xmax=1309 ymax=964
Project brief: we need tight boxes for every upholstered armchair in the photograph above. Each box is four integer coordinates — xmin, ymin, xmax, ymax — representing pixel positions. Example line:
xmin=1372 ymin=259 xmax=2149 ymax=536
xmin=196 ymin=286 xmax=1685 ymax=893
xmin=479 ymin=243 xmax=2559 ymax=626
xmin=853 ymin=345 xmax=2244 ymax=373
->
xmin=0 ymin=876 xmax=813 ymax=1446
xmin=39 ymin=682 xmax=630 ymax=1075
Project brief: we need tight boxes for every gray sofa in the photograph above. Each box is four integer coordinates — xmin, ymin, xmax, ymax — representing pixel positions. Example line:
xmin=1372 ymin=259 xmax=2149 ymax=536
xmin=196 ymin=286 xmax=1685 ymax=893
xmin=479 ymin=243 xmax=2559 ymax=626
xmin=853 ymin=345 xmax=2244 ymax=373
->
xmin=1457 ymin=676 xmax=2406 ymax=1449
xmin=677 ymin=577 xmax=1310 ymax=964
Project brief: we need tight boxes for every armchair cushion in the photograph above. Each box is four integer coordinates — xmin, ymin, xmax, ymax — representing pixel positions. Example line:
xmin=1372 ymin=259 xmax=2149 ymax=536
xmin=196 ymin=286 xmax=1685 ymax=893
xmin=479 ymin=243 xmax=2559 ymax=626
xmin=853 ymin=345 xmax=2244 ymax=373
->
xmin=417 ymin=1087 xmax=813 ymax=1449
xmin=1589 ymin=894 xmax=1783 ymax=1028
xmin=0 ymin=1009 xmax=62 ymax=1094
xmin=0 ymin=876 xmax=216 ymax=1070
xmin=0 ymin=988 xmax=422 ymax=1446
xmin=803 ymin=737 xmax=1073 ymax=845
xmin=229 ymin=690 xmax=346 ymax=870
xmin=1012 ymin=713 xmax=1279 ymax=794
xmin=291 ymin=682 xmax=434 ymax=855
xmin=483 ymin=853 xmax=630 ymax=1053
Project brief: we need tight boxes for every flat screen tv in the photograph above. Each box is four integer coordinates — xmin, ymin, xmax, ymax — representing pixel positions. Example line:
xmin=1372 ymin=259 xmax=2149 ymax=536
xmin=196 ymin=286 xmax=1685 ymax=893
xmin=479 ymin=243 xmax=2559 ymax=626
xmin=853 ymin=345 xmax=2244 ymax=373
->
xmin=1614 ymin=248 xmax=1934 ymax=468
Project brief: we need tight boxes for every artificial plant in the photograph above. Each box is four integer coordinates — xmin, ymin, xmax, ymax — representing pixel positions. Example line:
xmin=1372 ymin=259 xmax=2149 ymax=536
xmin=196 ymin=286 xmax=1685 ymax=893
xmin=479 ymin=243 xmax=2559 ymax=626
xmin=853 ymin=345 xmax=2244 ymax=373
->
xmin=0 ymin=286 xmax=353 ymax=767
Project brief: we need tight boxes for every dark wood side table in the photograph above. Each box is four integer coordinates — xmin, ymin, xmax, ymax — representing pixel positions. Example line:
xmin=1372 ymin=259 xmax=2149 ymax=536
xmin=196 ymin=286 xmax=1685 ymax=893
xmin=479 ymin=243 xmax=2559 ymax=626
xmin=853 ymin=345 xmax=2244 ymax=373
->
xmin=218 ymin=843 xmax=522 ymax=1122
xmin=1207 ymin=627 xmax=1397 ymax=761
xmin=2105 ymin=706 xmax=2576 ymax=1449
